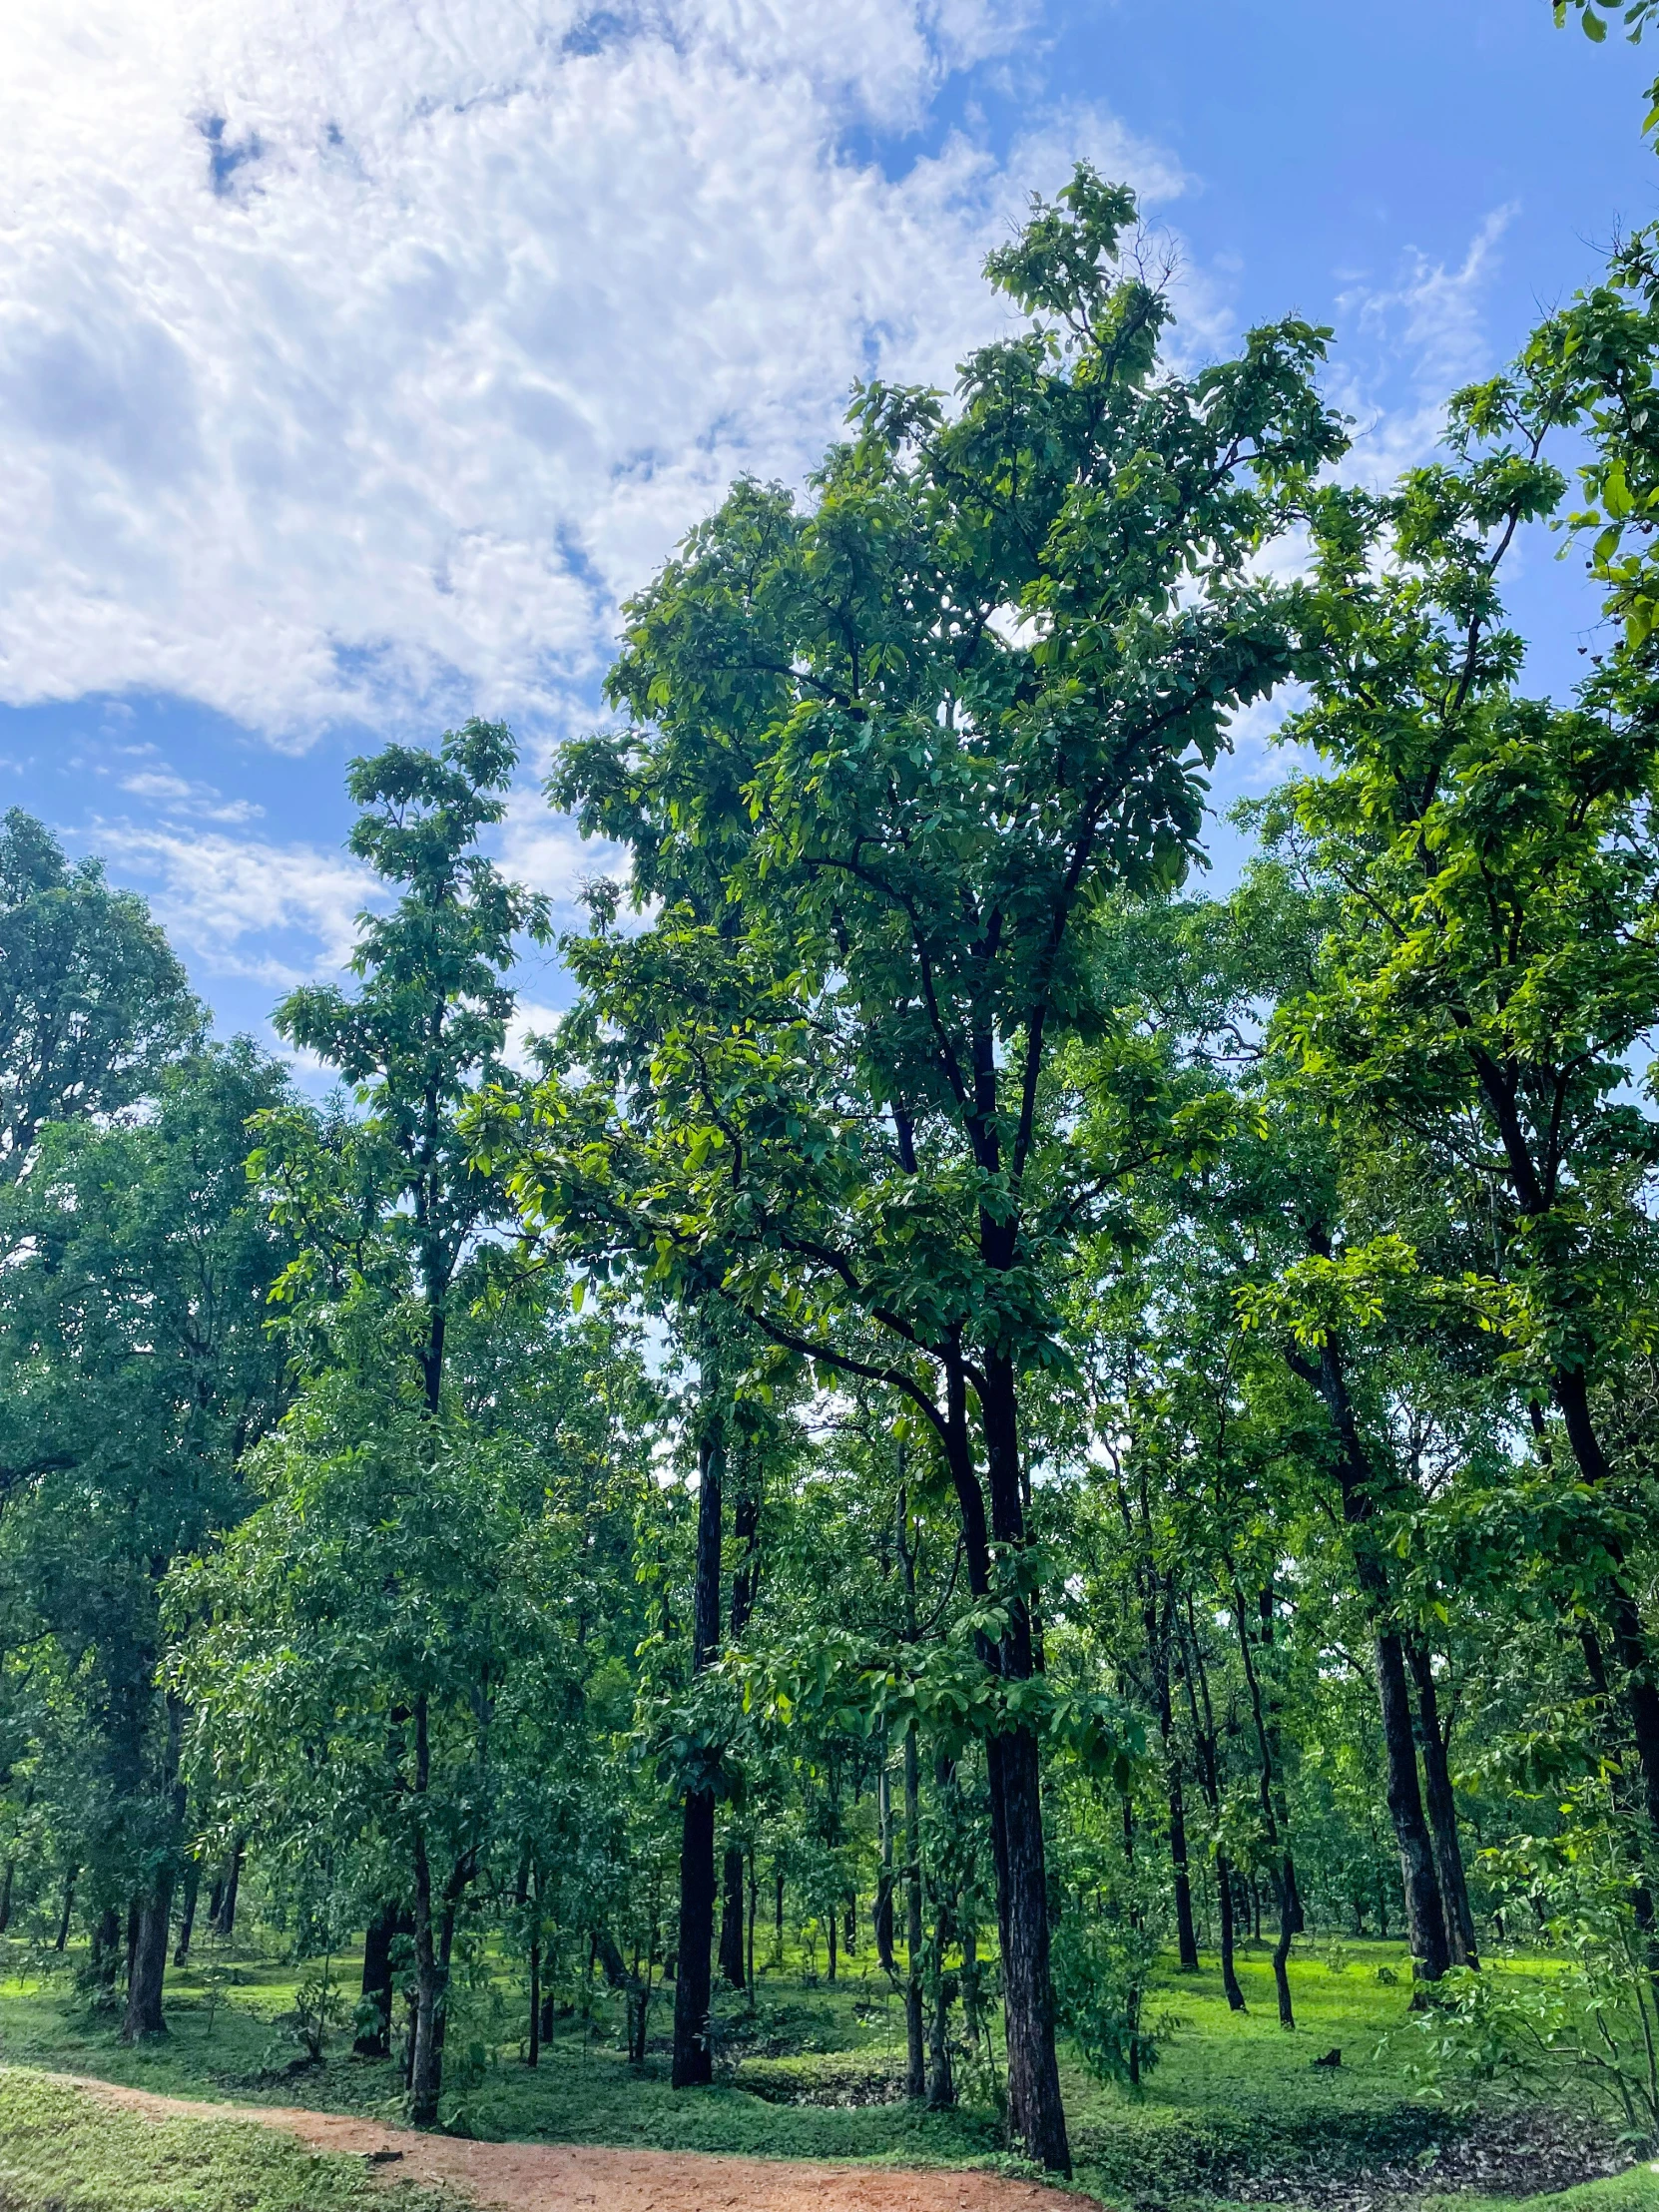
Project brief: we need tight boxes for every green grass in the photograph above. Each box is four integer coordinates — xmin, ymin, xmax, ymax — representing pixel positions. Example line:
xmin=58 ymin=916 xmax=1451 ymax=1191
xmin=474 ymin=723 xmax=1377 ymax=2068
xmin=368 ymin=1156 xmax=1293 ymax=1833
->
xmin=0 ymin=2067 xmax=457 ymax=2212
xmin=0 ymin=1931 xmax=1623 ymax=2207
xmin=1423 ymin=2171 xmax=1659 ymax=2212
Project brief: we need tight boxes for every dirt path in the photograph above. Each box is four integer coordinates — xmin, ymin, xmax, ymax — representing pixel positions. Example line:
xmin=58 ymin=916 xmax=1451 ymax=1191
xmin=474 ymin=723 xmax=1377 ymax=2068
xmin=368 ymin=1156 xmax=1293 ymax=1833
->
xmin=64 ymin=2073 xmax=1086 ymax=2212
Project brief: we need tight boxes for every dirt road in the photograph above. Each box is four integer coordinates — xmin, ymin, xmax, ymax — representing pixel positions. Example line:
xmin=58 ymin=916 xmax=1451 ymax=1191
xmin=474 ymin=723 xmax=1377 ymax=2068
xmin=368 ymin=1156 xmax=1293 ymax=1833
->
xmin=67 ymin=2074 xmax=1086 ymax=2212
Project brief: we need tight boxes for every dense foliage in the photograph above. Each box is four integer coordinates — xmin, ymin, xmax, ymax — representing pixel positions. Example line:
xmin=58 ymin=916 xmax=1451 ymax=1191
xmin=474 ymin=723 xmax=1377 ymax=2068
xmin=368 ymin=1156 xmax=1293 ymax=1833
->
xmin=11 ymin=141 xmax=1659 ymax=2176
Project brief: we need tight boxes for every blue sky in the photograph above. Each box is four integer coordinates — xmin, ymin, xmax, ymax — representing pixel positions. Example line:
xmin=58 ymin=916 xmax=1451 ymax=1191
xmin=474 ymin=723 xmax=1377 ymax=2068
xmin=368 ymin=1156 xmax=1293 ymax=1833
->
xmin=0 ymin=0 xmax=1653 ymax=1048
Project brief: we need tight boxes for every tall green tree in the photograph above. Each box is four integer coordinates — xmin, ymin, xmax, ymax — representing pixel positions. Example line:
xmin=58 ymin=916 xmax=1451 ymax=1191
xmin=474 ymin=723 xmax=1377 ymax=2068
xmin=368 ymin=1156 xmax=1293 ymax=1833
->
xmin=0 ymin=1044 xmax=297 ymax=2034
xmin=480 ymin=167 xmax=1345 ymax=2170
xmin=1261 ymin=302 xmax=1659 ymax=1852
xmin=0 ymin=810 xmax=199 ymax=1192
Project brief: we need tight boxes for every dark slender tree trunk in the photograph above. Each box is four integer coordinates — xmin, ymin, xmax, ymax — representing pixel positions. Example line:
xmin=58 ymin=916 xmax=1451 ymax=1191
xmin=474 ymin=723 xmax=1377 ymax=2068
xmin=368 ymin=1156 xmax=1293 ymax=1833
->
xmin=927 ymin=1752 xmax=957 ymax=2110
xmin=1271 ymin=1861 xmax=1296 ymax=2030
xmin=746 ymin=1850 xmax=757 ymax=1991
xmin=1553 ymin=1371 xmax=1659 ymax=1837
xmin=673 ymin=1789 xmax=717 ymax=2083
xmin=1407 ymin=1639 xmax=1477 ymax=1967
xmin=1376 ymin=1624 xmax=1450 ymax=1982
xmin=0 ymin=1859 xmax=14 ymax=1936
xmin=1168 ymin=1759 xmax=1198 ymax=1972
xmin=356 ymin=1905 xmax=408 ymax=2056
xmin=975 ymin=1352 xmax=1069 ymax=2175
xmin=1217 ymin=1855 xmax=1246 ymax=2010
xmin=719 ymin=1846 xmax=746 ymax=1988
xmin=123 ymin=1869 xmax=175 ymax=2039
xmin=672 ymin=1387 xmax=723 ymax=2089
xmin=903 ymin=1720 xmax=925 ymax=2098
xmin=213 ymin=1839 xmax=243 ymax=1936
xmin=718 ymin=1454 xmax=759 ymax=1995
xmin=55 ymin=1868 xmax=77 ymax=1951
xmin=528 ymin=1933 xmax=541 ymax=2068
xmin=173 ymin=1862 xmax=200 ymax=1965
xmin=1296 ymin=1334 xmax=1451 ymax=1983
xmin=92 ymin=1904 xmax=120 ymax=1989
xmin=409 ymin=1835 xmax=442 ymax=2119
xmin=1233 ymin=1583 xmax=1294 ymax=2027
xmin=875 ymin=1752 xmax=896 ymax=1974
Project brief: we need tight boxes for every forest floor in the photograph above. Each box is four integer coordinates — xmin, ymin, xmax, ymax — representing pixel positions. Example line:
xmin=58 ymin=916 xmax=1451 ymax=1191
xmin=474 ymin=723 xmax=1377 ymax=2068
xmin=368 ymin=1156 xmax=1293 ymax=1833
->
xmin=0 ymin=1935 xmax=1640 ymax=2212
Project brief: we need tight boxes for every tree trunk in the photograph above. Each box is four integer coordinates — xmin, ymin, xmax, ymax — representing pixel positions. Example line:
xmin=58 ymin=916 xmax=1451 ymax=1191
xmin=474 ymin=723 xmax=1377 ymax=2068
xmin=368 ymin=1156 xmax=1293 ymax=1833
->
xmin=1217 ymin=1854 xmax=1246 ymax=2011
xmin=528 ymin=1932 xmax=541 ymax=2068
xmin=672 ymin=1788 xmax=717 ymax=2084
xmin=409 ymin=1815 xmax=443 ymax=2123
xmin=213 ymin=1839 xmax=243 ymax=1937
xmin=1406 ymin=1639 xmax=1478 ymax=1968
xmin=1296 ymin=1334 xmax=1451 ymax=1983
xmin=1232 ymin=1583 xmax=1295 ymax=2028
xmin=1552 ymin=1371 xmax=1659 ymax=1838
xmin=827 ymin=1900 xmax=837 ymax=1982
xmin=672 ymin=1383 xmax=723 ymax=2089
xmin=746 ymin=1850 xmax=757 ymax=1991
xmin=123 ymin=1869 xmax=175 ymax=2039
xmin=92 ymin=1904 xmax=120 ymax=1989
xmin=0 ymin=1858 xmax=14 ymax=1936
xmin=975 ymin=1352 xmax=1070 ymax=2175
xmin=875 ymin=1754 xmax=896 ymax=1974
xmin=903 ymin=1719 xmax=925 ymax=2098
xmin=1376 ymin=1624 xmax=1450 ymax=1982
xmin=1168 ymin=1758 xmax=1198 ymax=1972
xmin=356 ymin=1905 xmax=408 ymax=2057
xmin=719 ymin=1846 xmax=746 ymax=1988
xmin=173 ymin=1861 xmax=200 ymax=1965
xmin=1271 ymin=1860 xmax=1296 ymax=2030
xmin=55 ymin=1868 xmax=77 ymax=1951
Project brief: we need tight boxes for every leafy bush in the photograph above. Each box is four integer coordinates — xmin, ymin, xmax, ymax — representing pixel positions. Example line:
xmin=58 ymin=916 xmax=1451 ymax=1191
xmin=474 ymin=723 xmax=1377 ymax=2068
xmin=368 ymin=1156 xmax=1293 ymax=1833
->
xmin=1051 ymin=1912 xmax=1175 ymax=2090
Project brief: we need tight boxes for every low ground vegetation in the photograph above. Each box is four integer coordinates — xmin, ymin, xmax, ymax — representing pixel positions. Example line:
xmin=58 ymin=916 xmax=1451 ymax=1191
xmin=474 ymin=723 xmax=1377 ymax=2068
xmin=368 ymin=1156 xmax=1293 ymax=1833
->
xmin=0 ymin=1935 xmax=1640 ymax=2210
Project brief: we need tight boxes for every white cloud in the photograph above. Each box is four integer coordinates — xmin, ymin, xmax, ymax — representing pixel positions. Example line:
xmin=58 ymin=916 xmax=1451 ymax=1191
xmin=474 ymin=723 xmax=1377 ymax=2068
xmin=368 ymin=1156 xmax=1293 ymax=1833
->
xmin=94 ymin=824 xmax=379 ymax=985
xmin=1333 ymin=205 xmax=1518 ymax=487
xmin=119 ymin=768 xmax=265 ymax=822
xmin=0 ymin=1 xmax=1179 ymax=743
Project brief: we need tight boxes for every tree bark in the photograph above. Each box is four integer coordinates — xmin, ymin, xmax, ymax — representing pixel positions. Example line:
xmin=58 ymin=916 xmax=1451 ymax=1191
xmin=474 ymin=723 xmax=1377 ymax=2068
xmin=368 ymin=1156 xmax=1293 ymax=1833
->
xmin=1406 ymin=1638 xmax=1478 ymax=1967
xmin=528 ymin=1929 xmax=541 ymax=2068
xmin=746 ymin=1849 xmax=757 ymax=1991
xmin=903 ymin=1720 xmax=925 ymax=2098
xmin=1216 ymin=1854 xmax=1246 ymax=2011
xmin=1553 ymin=1370 xmax=1659 ymax=1837
xmin=1232 ymin=1583 xmax=1295 ymax=2028
xmin=356 ymin=1904 xmax=409 ymax=2056
xmin=122 ymin=1869 xmax=175 ymax=2039
xmin=975 ymin=1350 xmax=1070 ymax=2175
xmin=1167 ymin=1759 xmax=1199 ymax=1972
xmin=54 ymin=1867 xmax=77 ymax=1951
xmin=1293 ymin=1334 xmax=1451 ymax=1983
xmin=719 ymin=1846 xmax=746 ymax=1988
xmin=173 ymin=1861 xmax=200 ymax=1965
xmin=875 ymin=1753 xmax=896 ymax=1974
xmin=213 ymin=1839 xmax=243 ymax=1936
xmin=1376 ymin=1624 xmax=1449 ymax=1982
xmin=672 ymin=1386 xmax=723 ymax=2089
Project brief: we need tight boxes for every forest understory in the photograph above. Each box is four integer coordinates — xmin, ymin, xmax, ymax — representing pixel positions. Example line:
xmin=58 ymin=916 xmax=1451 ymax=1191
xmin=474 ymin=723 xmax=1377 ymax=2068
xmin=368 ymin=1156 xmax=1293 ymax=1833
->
xmin=0 ymin=1936 xmax=1644 ymax=2212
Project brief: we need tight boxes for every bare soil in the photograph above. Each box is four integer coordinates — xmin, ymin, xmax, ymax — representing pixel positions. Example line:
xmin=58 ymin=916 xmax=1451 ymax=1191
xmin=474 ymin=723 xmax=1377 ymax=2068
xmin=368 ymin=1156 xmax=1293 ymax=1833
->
xmin=64 ymin=2074 xmax=1083 ymax=2212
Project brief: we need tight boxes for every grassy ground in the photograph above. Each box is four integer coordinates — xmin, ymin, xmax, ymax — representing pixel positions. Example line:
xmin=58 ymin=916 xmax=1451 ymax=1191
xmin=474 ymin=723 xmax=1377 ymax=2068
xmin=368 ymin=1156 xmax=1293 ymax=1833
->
xmin=1422 ymin=2174 xmax=1659 ymax=2212
xmin=0 ymin=1931 xmax=1615 ymax=2208
xmin=0 ymin=2067 xmax=457 ymax=2212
